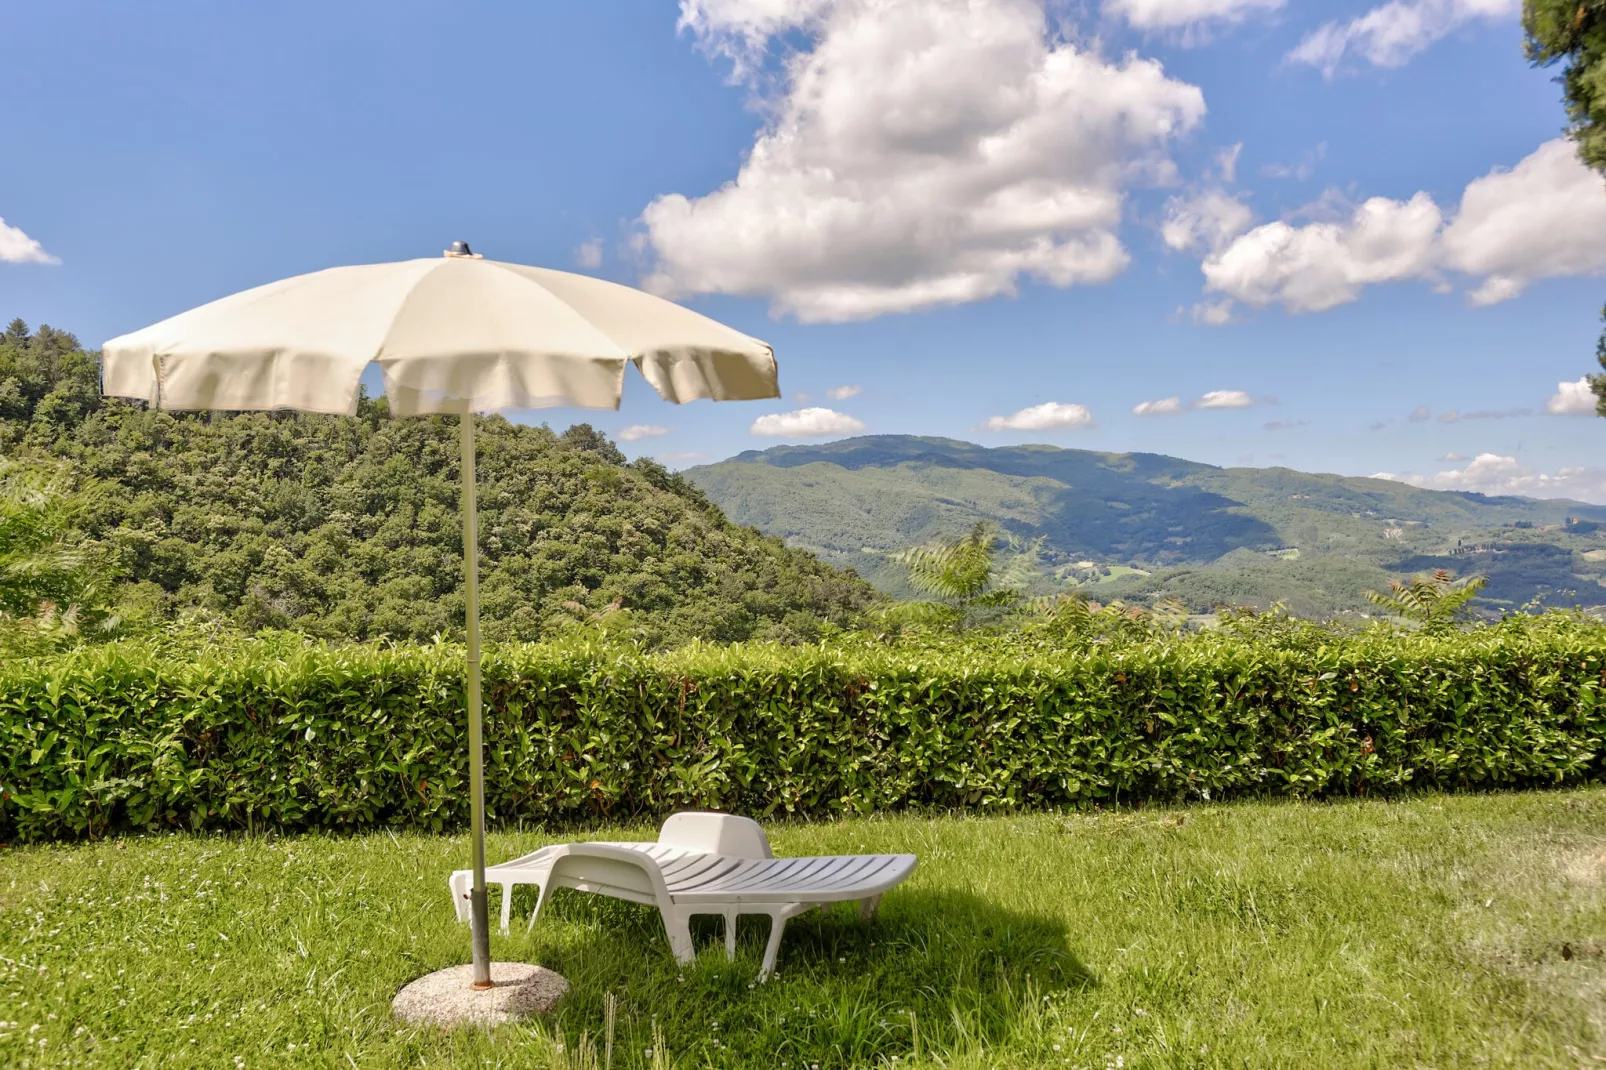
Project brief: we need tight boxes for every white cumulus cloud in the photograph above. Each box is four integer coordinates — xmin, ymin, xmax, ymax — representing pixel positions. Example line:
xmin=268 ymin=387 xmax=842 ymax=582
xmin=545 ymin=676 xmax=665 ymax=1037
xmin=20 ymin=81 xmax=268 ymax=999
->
xmin=1288 ymin=0 xmax=1518 ymax=77
xmin=1548 ymin=377 xmax=1598 ymax=416
xmin=827 ymin=384 xmax=862 ymax=400
xmin=983 ymin=401 xmax=1094 ymax=431
xmin=750 ymin=406 xmax=866 ymax=436
xmin=1108 ymin=0 xmax=1284 ymax=30
xmin=1133 ymin=396 xmax=1185 ymax=416
xmin=1194 ymin=139 xmax=1606 ymax=315
xmin=1201 ymin=193 xmax=1443 ymax=313
xmin=1440 ymin=139 xmax=1606 ymax=305
xmin=643 ymin=0 xmax=1206 ymax=322
xmin=617 ymin=424 xmax=673 ymax=441
xmin=0 ymin=218 xmax=59 ymax=265
xmin=1384 ymin=453 xmax=1606 ymax=504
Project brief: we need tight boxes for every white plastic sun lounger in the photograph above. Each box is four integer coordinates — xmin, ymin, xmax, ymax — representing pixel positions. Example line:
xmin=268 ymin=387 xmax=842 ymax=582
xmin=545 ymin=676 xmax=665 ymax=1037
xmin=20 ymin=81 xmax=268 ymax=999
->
xmin=448 ymin=812 xmax=916 ymax=979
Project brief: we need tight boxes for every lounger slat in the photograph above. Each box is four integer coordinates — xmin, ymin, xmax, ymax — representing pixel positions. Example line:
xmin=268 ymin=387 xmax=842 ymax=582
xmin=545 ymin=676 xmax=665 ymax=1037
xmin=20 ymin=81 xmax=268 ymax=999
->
xmin=739 ymin=857 xmax=884 ymax=894
xmin=669 ymin=854 xmax=916 ymax=904
xmin=696 ymin=855 xmax=834 ymax=893
xmin=794 ymin=855 xmax=884 ymax=891
xmin=715 ymin=854 xmax=878 ymax=893
xmin=659 ymin=856 xmax=747 ymax=889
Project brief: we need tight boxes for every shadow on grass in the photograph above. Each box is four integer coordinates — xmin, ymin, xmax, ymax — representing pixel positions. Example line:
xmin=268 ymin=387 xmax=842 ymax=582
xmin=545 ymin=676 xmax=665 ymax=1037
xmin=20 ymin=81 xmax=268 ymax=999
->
xmin=495 ymin=884 xmax=1093 ymax=1065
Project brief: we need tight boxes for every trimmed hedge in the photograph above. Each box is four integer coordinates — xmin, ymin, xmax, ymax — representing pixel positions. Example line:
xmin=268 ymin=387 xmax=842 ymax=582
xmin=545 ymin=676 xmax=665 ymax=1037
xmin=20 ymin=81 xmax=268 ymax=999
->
xmin=3 ymin=620 xmax=1605 ymax=841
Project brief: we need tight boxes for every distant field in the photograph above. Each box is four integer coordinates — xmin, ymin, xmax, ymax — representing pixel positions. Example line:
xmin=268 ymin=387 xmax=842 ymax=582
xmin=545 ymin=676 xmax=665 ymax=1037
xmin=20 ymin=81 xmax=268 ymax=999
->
xmin=1072 ymin=564 xmax=1150 ymax=586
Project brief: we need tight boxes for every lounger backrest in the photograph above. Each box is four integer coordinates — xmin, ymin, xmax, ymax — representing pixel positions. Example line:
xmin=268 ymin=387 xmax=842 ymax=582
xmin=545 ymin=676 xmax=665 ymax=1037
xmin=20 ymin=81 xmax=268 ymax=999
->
xmin=658 ymin=812 xmax=773 ymax=858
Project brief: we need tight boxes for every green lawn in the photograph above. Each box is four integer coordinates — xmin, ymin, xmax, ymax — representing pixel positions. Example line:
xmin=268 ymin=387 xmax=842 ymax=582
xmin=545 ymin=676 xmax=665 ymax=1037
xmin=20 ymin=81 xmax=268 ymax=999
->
xmin=3 ymin=790 xmax=1603 ymax=1068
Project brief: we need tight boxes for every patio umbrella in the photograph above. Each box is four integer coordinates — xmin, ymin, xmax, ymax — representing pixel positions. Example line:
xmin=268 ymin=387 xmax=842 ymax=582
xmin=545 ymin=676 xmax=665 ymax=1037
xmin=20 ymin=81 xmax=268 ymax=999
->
xmin=101 ymin=242 xmax=778 ymax=990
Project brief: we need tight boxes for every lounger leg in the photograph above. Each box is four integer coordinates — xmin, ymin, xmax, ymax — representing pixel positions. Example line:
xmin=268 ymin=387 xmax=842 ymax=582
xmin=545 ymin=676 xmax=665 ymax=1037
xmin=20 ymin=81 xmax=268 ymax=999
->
xmin=759 ymin=911 xmax=788 ymax=982
xmin=526 ymin=878 xmax=554 ymax=934
xmin=661 ymin=907 xmax=696 ymax=965
xmin=858 ymin=894 xmax=882 ymax=923
xmin=724 ymin=910 xmax=738 ymax=960
xmin=449 ymin=871 xmax=472 ymax=923
xmin=499 ymin=880 xmax=514 ymax=936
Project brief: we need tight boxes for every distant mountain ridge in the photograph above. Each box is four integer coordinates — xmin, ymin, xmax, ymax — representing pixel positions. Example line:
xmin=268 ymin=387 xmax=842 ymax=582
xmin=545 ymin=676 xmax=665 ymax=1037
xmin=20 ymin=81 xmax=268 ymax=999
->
xmin=688 ymin=436 xmax=1606 ymax=617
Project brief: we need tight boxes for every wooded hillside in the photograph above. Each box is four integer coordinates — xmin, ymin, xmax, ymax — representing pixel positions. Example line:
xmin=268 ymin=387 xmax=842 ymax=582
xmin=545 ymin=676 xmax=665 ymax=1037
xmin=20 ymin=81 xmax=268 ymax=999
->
xmin=0 ymin=318 xmax=878 ymax=646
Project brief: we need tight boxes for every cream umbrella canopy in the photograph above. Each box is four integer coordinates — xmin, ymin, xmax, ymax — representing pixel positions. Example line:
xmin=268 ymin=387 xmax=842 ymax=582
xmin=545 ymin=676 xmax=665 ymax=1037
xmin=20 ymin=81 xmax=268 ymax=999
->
xmin=101 ymin=243 xmax=778 ymax=991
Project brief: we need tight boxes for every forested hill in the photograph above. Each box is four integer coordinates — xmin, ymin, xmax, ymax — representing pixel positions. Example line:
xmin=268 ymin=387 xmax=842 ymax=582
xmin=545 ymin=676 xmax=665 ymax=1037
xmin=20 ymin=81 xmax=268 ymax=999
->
xmin=687 ymin=435 xmax=1606 ymax=618
xmin=0 ymin=319 xmax=877 ymax=645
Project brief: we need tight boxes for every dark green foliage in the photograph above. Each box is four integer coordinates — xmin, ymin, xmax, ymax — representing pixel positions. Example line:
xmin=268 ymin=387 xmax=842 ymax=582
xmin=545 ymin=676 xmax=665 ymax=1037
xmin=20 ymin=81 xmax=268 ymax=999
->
xmin=1525 ymin=0 xmax=1606 ymax=172
xmin=690 ymin=435 xmax=1606 ymax=616
xmin=5 ymin=615 xmax=1603 ymax=842
xmin=0 ymin=319 xmax=878 ymax=649
xmin=1524 ymin=5 xmax=1606 ymax=413
xmin=1588 ymin=303 xmax=1606 ymax=415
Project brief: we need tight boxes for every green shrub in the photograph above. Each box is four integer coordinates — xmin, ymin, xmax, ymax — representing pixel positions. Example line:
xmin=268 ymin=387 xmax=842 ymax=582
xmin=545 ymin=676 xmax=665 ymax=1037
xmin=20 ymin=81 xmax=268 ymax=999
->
xmin=3 ymin=616 xmax=1603 ymax=841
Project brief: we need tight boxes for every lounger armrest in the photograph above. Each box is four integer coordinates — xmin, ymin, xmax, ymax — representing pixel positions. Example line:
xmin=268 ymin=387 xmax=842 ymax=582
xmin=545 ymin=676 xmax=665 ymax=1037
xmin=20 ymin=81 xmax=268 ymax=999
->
xmin=538 ymin=843 xmax=676 ymax=906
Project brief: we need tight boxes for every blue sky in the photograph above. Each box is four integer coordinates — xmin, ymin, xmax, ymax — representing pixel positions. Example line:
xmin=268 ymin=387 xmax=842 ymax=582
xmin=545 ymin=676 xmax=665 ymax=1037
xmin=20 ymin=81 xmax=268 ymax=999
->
xmin=5 ymin=0 xmax=1606 ymax=499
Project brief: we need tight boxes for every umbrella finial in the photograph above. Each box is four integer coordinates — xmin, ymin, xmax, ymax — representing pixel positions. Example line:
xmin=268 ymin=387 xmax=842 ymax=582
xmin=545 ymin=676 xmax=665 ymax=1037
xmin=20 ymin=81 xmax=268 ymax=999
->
xmin=444 ymin=240 xmax=481 ymax=259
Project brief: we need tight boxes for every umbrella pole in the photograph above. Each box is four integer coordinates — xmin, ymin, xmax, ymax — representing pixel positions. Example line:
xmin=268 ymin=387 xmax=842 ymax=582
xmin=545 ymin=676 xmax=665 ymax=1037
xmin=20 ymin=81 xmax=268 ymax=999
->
xmin=462 ymin=412 xmax=493 ymax=990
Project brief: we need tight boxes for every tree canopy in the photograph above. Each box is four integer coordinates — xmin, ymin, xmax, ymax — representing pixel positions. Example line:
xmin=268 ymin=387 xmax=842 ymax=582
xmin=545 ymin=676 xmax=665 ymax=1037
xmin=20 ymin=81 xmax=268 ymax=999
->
xmin=0 ymin=318 xmax=880 ymax=649
xmin=1525 ymin=0 xmax=1606 ymax=172
xmin=1524 ymin=2 xmax=1606 ymax=412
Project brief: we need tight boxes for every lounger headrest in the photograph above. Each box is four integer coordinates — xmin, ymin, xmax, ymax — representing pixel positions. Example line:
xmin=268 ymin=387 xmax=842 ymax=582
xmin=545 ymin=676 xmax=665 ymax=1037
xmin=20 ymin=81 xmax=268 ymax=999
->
xmin=658 ymin=812 xmax=774 ymax=858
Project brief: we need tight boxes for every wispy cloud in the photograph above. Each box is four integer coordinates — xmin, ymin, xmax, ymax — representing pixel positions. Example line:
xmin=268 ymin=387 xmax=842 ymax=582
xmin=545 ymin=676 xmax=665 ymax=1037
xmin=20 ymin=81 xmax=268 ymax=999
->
xmin=1190 ymin=300 xmax=1236 ymax=325
xmin=1134 ymin=390 xmax=1259 ymax=415
xmin=750 ymin=407 xmax=866 ymax=437
xmin=1196 ymin=389 xmax=1254 ymax=409
xmin=1107 ymin=0 xmax=1285 ymax=32
xmin=1288 ymin=0 xmax=1519 ymax=78
xmin=574 ymin=238 xmax=604 ymax=269
xmin=1260 ymin=142 xmax=1327 ymax=181
xmin=617 ymin=424 xmax=672 ymax=441
xmin=983 ymin=401 xmax=1094 ymax=432
xmin=1436 ymin=407 xmax=1531 ymax=423
xmin=1133 ymin=396 xmax=1185 ymax=416
xmin=1263 ymin=419 xmax=1307 ymax=431
xmin=827 ymin=384 xmax=862 ymax=400
xmin=0 ymin=218 xmax=59 ymax=264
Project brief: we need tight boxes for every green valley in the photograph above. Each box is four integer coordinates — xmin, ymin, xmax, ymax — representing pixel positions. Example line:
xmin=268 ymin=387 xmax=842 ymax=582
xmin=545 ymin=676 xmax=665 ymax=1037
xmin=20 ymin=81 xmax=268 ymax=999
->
xmin=687 ymin=435 xmax=1606 ymax=618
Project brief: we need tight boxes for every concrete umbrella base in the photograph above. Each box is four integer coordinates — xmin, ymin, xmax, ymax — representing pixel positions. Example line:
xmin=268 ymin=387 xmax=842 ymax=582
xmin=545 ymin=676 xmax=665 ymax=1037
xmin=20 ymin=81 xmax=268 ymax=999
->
xmin=392 ymin=963 xmax=568 ymax=1028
